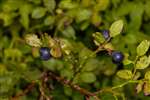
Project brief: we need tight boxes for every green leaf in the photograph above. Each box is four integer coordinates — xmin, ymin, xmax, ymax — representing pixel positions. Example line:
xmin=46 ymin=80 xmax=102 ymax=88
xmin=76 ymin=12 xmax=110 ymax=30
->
xmin=61 ymin=26 xmax=76 ymax=40
xmin=4 ymin=48 xmax=22 ymax=61
xmin=80 ymin=21 xmax=90 ymax=30
xmin=76 ymin=8 xmax=91 ymax=23
xmin=25 ymin=34 xmax=42 ymax=47
xmin=43 ymin=0 xmax=56 ymax=12
xmin=43 ymin=58 xmax=64 ymax=71
xmin=59 ymin=0 xmax=78 ymax=9
xmin=60 ymin=69 xmax=73 ymax=80
xmin=109 ymin=20 xmax=124 ymax=37
xmin=136 ymin=40 xmax=150 ymax=56
xmin=129 ymin=3 xmax=144 ymax=31
xmin=28 ymin=0 xmax=41 ymax=4
xmin=0 ymin=64 xmax=7 ymax=76
xmin=101 ymin=93 xmax=116 ymax=100
xmin=145 ymin=71 xmax=150 ymax=80
xmin=82 ymin=58 xmax=99 ymax=71
xmin=19 ymin=4 xmax=32 ymax=29
xmin=94 ymin=0 xmax=109 ymax=11
xmin=2 ymin=0 xmax=23 ymax=12
xmin=123 ymin=53 xmax=133 ymax=65
xmin=44 ymin=16 xmax=55 ymax=26
xmin=0 ymin=12 xmax=17 ymax=26
xmin=145 ymin=1 xmax=150 ymax=18
xmin=136 ymin=56 xmax=150 ymax=69
xmin=31 ymin=7 xmax=47 ymax=19
xmin=123 ymin=59 xmax=133 ymax=65
xmin=91 ymin=11 xmax=101 ymax=27
xmin=63 ymin=86 xmax=72 ymax=96
xmin=23 ymin=69 xmax=41 ymax=82
xmin=80 ymin=72 xmax=96 ymax=83
xmin=117 ymin=69 xmax=132 ymax=80
xmin=79 ymin=48 xmax=93 ymax=61
xmin=93 ymin=32 xmax=105 ymax=46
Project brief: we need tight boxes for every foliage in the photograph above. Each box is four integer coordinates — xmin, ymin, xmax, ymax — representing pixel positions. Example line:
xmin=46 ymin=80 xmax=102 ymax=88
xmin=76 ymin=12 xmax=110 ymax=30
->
xmin=0 ymin=0 xmax=150 ymax=100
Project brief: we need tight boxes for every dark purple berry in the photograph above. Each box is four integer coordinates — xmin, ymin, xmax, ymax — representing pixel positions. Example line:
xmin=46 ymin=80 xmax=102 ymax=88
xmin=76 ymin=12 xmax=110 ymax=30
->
xmin=112 ymin=51 xmax=124 ymax=63
xmin=39 ymin=47 xmax=51 ymax=60
xmin=102 ymin=30 xmax=110 ymax=39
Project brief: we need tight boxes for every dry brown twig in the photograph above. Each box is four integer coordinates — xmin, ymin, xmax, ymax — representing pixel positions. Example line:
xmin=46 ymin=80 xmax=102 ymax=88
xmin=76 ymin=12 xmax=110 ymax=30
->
xmin=11 ymin=71 xmax=101 ymax=100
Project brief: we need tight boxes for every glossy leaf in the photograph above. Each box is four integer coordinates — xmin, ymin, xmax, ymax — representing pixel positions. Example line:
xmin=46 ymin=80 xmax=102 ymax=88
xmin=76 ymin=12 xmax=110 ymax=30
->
xmin=117 ymin=69 xmax=132 ymax=80
xmin=109 ymin=20 xmax=124 ymax=37
xmin=136 ymin=40 xmax=150 ymax=56
xmin=93 ymin=32 xmax=105 ymax=46
xmin=136 ymin=56 xmax=150 ymax=69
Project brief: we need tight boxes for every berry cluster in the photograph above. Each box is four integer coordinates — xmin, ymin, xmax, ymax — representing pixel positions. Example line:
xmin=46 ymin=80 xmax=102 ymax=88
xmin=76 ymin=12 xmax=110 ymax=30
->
xmin=102 ymin=30 xmax=124 ymax=64
xmin=39 ymin=30 xmax=124 ymax=64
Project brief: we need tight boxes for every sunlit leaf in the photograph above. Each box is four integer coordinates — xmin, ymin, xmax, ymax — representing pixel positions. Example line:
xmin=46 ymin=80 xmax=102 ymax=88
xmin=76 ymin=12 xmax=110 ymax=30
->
xmin=117 ymin=69 xmax=132 ymax=80
xmin=137 ymin=40 xmax=150 ymax=56
xmin=109 ymin=20 xmax=124 ymax=37
xmin=136 ymin=56 xmax=150 ymax=69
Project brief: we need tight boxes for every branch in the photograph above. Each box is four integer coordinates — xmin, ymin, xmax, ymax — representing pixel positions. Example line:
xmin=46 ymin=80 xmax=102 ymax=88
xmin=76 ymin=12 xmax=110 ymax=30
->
xmin=48 ymin=71 xmax=100 ymax=100
xmin=10 ymin=81 xmax=35 ymax=100
xmin=39 ymin=72 xmax=52 ymax=100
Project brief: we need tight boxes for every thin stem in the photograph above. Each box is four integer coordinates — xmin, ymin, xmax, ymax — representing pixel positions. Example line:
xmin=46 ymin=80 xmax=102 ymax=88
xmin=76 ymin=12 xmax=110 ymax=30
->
xmin=10 ymin=81 xmax=35 ymax=100
xmin=132 ymin=56 xmax=139 ymax=79
xmin=111 ymin=80 xmax=139 ymax=90
xmin=48 ymin=71 xmax=100 ymax=100
xmin=95 ymin=80 xmax=141 ymax=97
xmin=72 ymin=43 xmax=107 ymax=82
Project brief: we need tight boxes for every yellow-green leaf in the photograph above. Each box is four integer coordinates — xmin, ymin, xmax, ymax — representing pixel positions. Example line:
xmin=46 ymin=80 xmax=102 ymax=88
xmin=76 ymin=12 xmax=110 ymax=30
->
xmin=136 ymin=56 xmax=150 ymax=69
xmin=31 ymin=7 xmax=46 ymax=19
xmin=25 ymin=34 xmax=42 ymax=47
xmin=137 ymin=40 xmax=150 ymax=56
xmin=93 ymin=32 xmax=105 ymax=46
xmin=136 ymin=81 xmax=144 ymax=94
xmin=145 ymin=71 xmax=150 ymax=80
xmin=109 ymin=20 xmax=124 ymax=37
xmin=117 ymin=69 xmax=132 ymax=80
xmin=144 ymin=81 xmax=150 ymax=96
xmin=80 ymin=72 xmax=96 ymax=83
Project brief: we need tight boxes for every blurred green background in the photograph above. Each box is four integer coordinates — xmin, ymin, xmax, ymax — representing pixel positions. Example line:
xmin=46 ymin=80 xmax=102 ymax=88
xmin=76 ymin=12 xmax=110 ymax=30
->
xmin=0 ymin=0 xmax=150 ymax=100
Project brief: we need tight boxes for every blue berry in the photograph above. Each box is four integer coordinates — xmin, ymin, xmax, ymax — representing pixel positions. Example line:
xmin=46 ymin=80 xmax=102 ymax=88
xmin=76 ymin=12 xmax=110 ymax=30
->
xmin=112 ymin=51 xmax=124 ymax=63
xmin=102 ymin=30 xmax=110 ymax=39
xmin=39 ymin=47 xmax=51 ymax=60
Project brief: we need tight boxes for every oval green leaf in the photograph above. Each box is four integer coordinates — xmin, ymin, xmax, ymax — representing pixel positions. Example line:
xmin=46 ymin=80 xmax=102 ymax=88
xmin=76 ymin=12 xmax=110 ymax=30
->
xmin=136 ymin=56 xmax=150 ymax=69
xmin=109 ymin=20 xmax=124 ymax=37
xmin=137 ymin=40 xmax=150 ymax=56
xmin=117 ymin=69 xmax=132 ymax=80
xmin=145 ymin=71 xmax=150 ymax=80
xmin=80 ymin=72 xmax=96 ymax=83
xmin=32 ymin=7 xmax=46 ymax=19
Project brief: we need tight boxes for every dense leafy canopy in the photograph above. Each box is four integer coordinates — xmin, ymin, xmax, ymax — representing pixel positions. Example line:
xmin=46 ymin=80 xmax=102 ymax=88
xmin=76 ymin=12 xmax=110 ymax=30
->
xmin=0 ymin=0 xmax=150 ymax=100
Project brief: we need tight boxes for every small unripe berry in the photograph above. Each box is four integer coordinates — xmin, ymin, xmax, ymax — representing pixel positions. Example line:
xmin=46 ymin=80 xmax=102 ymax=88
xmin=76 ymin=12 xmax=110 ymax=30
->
xmin=39 ymin=47 xmax=51 ymax=60
xmin=102 ymin=30 xmax=110 ymax=39
xmin=112 ymin=51 xmax=124 ymax=63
